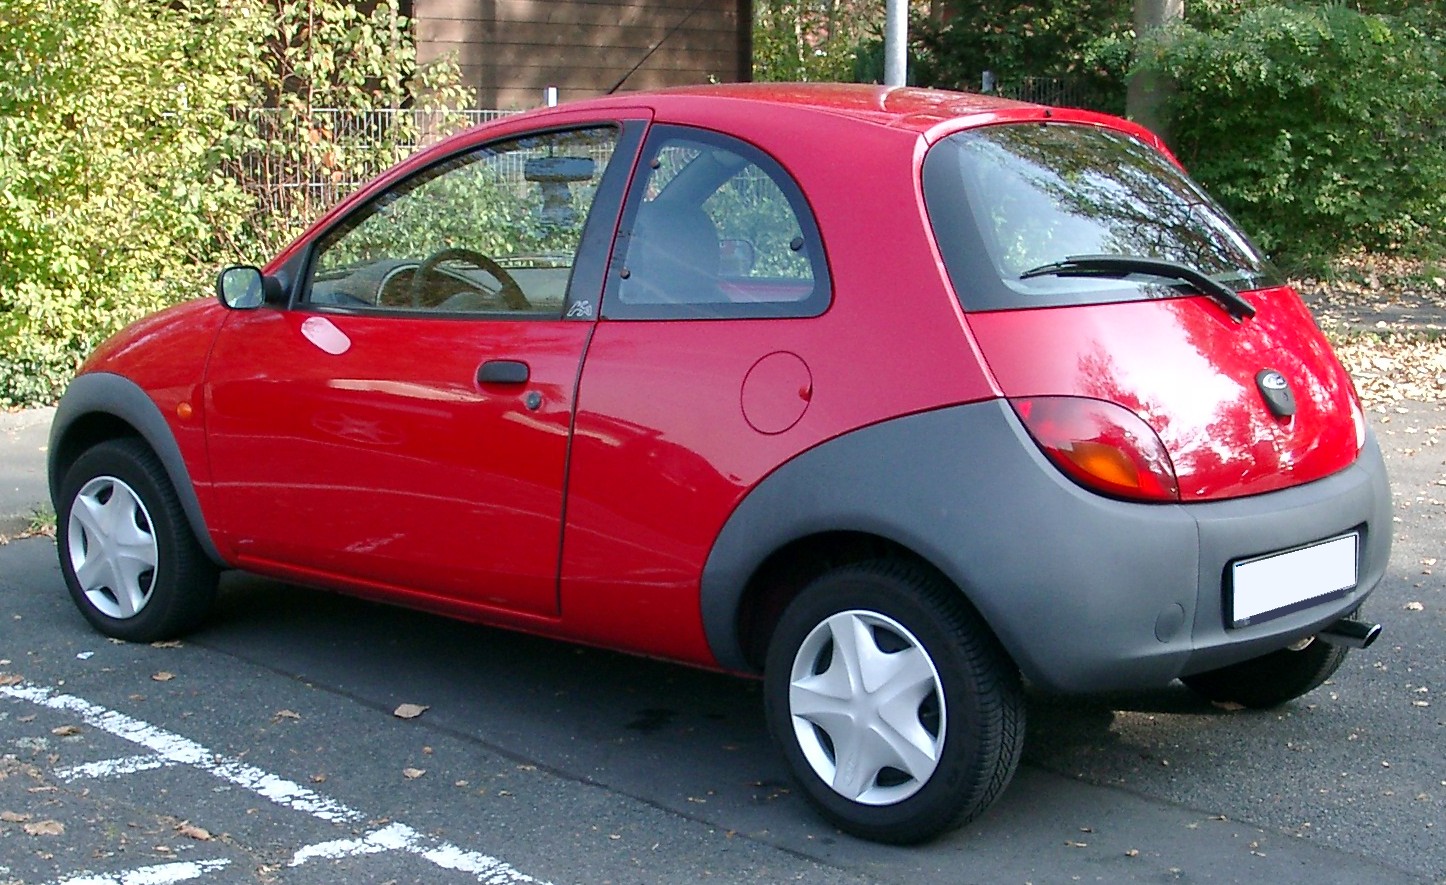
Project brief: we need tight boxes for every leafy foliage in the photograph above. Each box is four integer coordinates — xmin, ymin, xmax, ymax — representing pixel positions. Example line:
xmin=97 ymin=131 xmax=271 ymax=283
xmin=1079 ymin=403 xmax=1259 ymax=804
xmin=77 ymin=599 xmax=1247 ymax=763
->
xmin=752 ymin=0 xmax=880 ymax=82
xmin=0 ymin=0 xmax=471 ymax=408
xmin=0 ymin=0 xmax=264 ymax=407
xmin=909 ymin=0 xmax=1131 ymax=104
xmin=1139 ymin=4 xmax=1446 ymax=268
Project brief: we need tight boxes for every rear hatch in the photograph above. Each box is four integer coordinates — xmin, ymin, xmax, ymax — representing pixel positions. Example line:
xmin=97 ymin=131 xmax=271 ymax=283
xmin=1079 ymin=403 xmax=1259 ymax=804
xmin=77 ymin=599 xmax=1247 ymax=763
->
xmin=923 ymin=121 xmax=1364 ymax=502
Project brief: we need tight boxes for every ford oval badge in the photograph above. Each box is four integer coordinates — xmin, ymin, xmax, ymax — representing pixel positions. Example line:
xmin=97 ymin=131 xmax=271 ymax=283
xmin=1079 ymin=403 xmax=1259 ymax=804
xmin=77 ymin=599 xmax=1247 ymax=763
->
xmin=1256 ymin=369 xmax=1296 ymax=418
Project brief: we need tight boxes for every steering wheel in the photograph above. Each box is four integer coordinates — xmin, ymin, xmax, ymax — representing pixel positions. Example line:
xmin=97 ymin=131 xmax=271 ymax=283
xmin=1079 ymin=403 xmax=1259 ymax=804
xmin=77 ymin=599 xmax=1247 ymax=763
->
xmin=409 ymin=247 xmax=530 ymax=310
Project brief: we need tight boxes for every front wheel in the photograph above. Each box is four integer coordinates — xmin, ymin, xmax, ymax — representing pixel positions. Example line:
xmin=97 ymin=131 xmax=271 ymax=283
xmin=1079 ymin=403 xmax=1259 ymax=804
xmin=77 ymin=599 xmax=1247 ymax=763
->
xmin=57 ymin=438 xmax=218 ymax=642
xmin=763 ymin=559 xmax=1025 ymax=844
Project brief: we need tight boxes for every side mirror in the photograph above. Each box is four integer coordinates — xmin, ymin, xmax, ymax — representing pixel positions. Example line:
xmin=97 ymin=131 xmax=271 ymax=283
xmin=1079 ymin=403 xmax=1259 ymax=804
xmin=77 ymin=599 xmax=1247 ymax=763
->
xmin=217 ymin=266 xmax=280 ymax=309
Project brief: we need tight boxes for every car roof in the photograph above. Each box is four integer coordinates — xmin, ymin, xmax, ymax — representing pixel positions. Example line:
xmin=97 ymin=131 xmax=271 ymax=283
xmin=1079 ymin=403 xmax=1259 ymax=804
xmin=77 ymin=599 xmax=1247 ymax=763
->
xmin=558 ymin=82 xmax=1045 ymax=135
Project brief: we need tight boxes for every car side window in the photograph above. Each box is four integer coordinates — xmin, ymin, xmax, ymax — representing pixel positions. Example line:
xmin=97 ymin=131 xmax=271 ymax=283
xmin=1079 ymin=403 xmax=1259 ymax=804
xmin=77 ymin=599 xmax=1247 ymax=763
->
xmin=305 ymin=126 xmax=620 ymax=317
xmin=605 ymin=126 xmax=830 ymax=320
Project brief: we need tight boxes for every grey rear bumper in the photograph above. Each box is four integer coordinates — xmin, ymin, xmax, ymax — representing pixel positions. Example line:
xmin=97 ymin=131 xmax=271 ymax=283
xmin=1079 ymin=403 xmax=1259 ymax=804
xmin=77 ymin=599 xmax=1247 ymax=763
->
xmin=702 ymin=399 xmax=1391 ymax=692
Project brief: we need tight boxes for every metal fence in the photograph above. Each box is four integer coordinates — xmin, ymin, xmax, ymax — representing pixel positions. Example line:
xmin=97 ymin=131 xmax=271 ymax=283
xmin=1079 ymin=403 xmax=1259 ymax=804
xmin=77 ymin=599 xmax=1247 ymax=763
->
xmin=225 ymin=107 xmax=518 ymax=223
xmin=990 ymin=77 xmax=1095 ymax=109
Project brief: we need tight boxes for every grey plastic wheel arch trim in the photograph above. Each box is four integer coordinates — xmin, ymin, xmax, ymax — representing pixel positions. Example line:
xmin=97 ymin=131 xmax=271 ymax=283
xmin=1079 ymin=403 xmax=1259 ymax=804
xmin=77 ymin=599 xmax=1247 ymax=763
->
xmin=699 ymin=399 xmax=1392 ymax=693
xmin=49 ymin=372 xmax=225 ymax=566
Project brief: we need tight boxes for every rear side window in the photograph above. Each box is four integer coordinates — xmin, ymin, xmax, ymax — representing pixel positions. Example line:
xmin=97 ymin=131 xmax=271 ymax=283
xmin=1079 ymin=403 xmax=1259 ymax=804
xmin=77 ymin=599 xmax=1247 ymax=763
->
xmin=923 ymin=123 xmax=1280 ymax=311
xmin=604 ymin=125 xmax=830 ymax=320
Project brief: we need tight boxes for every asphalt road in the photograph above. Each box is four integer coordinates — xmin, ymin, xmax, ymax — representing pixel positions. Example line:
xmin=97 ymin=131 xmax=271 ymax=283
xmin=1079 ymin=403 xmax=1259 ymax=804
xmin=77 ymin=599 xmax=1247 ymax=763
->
xmin=1 ymin=401 xmax=1442 ymax=884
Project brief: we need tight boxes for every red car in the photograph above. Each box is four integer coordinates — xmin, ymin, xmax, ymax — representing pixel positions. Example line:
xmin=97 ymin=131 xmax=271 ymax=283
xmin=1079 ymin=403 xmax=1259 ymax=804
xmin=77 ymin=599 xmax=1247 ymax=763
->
xmin=48 ymin=84 xmax=1391 ymax=843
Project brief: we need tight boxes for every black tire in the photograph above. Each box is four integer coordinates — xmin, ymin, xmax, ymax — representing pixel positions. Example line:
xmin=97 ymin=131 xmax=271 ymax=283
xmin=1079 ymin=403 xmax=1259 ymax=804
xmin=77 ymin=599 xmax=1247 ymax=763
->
xmin=57 ymin=438 xmax=218 ymax=642
xmin=763 ymin=558 xmax=1025 ymax=844
xmin=1182 ymin=635 xmax=1349 ymax=709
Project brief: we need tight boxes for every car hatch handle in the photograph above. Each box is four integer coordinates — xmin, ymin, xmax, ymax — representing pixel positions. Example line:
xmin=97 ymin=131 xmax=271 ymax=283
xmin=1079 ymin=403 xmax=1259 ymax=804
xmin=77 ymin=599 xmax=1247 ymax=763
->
xmin=478 ymin=360 xmax=530 ymax=385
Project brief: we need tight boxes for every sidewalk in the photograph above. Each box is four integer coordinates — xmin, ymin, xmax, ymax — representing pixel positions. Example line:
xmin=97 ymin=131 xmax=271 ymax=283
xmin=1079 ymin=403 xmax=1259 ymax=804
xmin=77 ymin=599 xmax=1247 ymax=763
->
xmin=0 ymin=406 xmax=53 ymax=536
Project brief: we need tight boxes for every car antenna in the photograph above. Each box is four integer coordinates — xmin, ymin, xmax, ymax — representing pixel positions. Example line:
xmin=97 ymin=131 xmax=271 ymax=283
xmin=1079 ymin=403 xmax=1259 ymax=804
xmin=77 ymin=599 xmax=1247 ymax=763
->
xmin=606 ymin=0 xmax=710 ymax=95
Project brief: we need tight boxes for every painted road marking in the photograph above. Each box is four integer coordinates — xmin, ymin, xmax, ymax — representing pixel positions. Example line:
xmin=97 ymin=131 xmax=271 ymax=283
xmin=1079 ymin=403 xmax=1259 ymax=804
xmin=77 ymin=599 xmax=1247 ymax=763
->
xmin=290 ymin=821 xmax=537 ymax=881
xmin=3 ymin=681 xmax=546 ymax=884
xmin=55 ymin=753 xmax=176 ymax=781
xmin=51 ymin=858 xmax=230 ymax=884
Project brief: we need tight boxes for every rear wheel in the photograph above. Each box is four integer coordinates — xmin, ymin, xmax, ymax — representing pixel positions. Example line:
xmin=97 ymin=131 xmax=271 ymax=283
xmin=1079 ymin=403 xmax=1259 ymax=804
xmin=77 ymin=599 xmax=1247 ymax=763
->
xmin=763 ymin=559 xmax=1024 ymax=844
xmin=1182 ymin=634 xmax=1349 ymax=709
xmin=57 ymin=438 xmax=218 ymax=642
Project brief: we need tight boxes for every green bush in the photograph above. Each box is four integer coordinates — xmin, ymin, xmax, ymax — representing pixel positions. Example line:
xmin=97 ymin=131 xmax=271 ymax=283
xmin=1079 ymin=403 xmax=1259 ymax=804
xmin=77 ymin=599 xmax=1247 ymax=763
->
xmin=908 ymin=0 xmax=1131 ymax=105
xmin=0 ymin=0 xmax=262 ymax=407
xmin=1140 ymin=3 xmax=1446 ymax=269
xmin=0 ymin=0 xmax=470 ymax=409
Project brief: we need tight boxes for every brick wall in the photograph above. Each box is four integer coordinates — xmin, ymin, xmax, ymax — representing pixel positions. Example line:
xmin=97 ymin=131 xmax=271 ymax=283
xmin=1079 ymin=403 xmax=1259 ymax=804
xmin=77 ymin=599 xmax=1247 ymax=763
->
xmin=413 ymin=0 xmax=751 ymax=109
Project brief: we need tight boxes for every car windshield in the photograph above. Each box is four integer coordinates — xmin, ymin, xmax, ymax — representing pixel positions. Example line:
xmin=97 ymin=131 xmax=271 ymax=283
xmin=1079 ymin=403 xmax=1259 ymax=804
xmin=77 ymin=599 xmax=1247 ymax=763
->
xmin=922 ymin=123 xmax=1280 ymax=311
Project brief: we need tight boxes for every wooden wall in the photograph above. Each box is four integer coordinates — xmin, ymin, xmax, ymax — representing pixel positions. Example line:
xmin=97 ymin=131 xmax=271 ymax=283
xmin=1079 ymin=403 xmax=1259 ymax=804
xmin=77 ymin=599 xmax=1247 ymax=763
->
xmin=412 ymin=0 xmax=752 ymax=109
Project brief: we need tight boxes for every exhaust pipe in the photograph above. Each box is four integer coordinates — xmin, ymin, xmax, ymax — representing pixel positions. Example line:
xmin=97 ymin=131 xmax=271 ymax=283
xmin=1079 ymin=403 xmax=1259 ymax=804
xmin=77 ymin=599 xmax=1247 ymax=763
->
xmin=1316 ymin=618 xmax=1382 ymax=650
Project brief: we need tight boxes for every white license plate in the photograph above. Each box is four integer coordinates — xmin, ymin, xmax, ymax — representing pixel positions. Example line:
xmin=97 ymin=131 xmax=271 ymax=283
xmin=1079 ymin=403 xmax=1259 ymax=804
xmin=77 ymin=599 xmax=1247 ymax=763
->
xmin=1229 ymin=533 xmax=1359 ymax=627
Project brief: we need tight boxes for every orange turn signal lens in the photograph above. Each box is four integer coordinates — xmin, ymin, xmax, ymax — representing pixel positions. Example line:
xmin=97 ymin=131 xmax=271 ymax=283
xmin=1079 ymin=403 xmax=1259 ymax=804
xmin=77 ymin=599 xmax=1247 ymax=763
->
xmin=1011 ymin=396 xmax=1180 ymax=502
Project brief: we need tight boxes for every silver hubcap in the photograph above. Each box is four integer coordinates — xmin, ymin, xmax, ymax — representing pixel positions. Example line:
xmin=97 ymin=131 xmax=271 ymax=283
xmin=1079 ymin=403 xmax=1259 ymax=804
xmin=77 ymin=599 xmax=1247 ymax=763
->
xmin=788 ymin=610 xmax=946 ymax=805
xmin=67 ymin=475 xmax=159 ymax=620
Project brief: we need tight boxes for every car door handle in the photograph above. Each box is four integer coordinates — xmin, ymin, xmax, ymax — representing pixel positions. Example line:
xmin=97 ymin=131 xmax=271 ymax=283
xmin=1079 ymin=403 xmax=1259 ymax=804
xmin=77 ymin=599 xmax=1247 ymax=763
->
xmin=477 ymin=360 xmax=530 ymax=385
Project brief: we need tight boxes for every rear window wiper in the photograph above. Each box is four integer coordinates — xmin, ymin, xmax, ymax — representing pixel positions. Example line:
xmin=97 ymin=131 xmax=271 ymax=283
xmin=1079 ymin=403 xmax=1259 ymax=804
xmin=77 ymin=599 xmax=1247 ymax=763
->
xmin=1019 ymin=254 xmax=1256 ymax=320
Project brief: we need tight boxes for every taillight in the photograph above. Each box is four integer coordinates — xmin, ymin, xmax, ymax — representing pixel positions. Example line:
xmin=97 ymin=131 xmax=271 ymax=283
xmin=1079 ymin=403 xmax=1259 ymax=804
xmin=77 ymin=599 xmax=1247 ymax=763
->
xmin=1011 ymin=396 xmax=1180 ymax=502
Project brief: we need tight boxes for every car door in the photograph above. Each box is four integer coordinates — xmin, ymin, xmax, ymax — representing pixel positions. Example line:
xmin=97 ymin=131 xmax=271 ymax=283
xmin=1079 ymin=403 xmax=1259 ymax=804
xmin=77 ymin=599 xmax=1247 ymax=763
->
xmin=204 ymin=122 xmax=641 ymax=616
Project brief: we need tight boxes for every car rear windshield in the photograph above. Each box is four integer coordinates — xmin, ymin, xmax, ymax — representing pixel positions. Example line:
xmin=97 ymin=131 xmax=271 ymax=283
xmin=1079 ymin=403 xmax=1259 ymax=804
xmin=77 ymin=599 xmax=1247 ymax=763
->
xmin=922 ymin=123 xmax=1280 ymax=312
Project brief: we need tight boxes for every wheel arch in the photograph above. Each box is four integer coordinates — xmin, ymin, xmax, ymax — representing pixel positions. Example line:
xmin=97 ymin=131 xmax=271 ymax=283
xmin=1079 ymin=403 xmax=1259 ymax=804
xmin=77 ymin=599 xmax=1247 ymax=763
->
xmin=49 ymin=373 xmax=224 ymax=566
xmin=731 ymin=530 xmax=993 ymax=673
xmin=700 ymin=405 xmax=1029 ymax=676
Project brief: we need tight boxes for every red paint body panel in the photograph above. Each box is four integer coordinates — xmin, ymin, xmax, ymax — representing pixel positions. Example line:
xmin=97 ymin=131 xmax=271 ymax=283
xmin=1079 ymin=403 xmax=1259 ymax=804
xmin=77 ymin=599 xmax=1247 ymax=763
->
xmin=78 ymin=298 xmax=226 ymax=516
xmin=562 ymin=308 xmax=989 ymax=665
xmin=967 ymin=286 xmax=1360 ymax=499
xmin=203 ymin=308 xmax=589 ymax=615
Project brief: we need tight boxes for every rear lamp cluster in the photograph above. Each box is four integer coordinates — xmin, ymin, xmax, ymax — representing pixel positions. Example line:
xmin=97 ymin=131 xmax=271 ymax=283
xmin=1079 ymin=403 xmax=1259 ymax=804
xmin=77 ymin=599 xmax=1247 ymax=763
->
xmin=1010 ymin=396 xmax=1181 ymax=502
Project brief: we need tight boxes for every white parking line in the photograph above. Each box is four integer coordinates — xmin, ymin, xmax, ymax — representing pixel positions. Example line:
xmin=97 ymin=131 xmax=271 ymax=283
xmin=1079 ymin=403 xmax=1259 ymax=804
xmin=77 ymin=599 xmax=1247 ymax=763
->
xmin=52 ymin=858 xmax=230 ymax=884
xmin=3 ymin=682 xmax=361 ymax=823
xmin=3 ymin=681 xmax=547 ymax=884
xmin=291 ymin=821 xmax=536 ymax=882
xmin=55 ymin=753 xmax=176 ymax=781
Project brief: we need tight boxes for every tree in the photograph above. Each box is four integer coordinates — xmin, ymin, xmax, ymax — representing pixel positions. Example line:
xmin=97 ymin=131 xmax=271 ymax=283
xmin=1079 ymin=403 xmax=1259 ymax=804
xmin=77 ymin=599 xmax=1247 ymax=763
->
xmin=1127 ymin=0 xmax=1183 ymax=141
xmin=752 ymin=0 xmax=879 ymax=82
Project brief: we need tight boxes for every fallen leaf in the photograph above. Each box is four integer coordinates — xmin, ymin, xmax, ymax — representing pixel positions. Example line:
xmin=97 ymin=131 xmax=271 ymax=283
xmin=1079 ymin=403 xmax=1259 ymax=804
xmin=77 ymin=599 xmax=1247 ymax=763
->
xmin=151 ymin=671 xmax=175 ymax=682
xmin=393 ymin=703 xmax=428 ymax=719
xmin=273 ymin=709 xmax=301 ymax=721
xmin=310 ymin=774 xmax=327 ymax=784
xmin=403 ymin=768 xmax=425 ymax=780
xmin=176 ymin=823 xmax=212 ymax=841
xmin=0 ymin=674 xmax=21 ymax=686
xmin=1 ymin=811 xmax=30 ymax=822
xmin=1065 ymin=839 xmax=1088 ymax=848
xmin=150 ymin=640 xmax=183 ymax=649
xmin=1126 ymin=849 xmax=1140 ymax=858
xmin=50 ymin=725 xmax=81 ymax=737
xmin=23 ymin=820 xmax=64 ymax=836
xmin=1405 ymin=602 xmax=1425 ymax=611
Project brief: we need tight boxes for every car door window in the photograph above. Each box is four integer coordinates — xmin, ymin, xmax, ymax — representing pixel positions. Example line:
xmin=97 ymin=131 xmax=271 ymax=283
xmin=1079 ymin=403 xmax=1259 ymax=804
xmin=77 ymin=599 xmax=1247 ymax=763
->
xmin=605 ymin=125 xmax=830 ymax=319
xmin=306 ymin=127 xmax=620 ymax=317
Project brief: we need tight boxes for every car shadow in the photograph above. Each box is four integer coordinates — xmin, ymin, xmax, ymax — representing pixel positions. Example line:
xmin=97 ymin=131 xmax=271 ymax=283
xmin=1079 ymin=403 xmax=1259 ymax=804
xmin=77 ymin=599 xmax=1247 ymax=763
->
xmin=198 ymin=571 xmax=1291 ymax=861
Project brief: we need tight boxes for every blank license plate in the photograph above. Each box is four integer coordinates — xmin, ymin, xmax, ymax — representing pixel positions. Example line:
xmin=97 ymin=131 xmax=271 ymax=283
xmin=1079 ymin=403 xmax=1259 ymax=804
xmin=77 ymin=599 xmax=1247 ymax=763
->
xmin=1230 ymin=533 xmax=1359 ymax=627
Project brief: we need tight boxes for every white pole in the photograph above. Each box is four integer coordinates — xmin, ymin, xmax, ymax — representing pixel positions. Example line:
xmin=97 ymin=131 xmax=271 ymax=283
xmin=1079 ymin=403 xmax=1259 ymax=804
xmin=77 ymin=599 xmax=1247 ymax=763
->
xmin=884 ymin=0 xmax=907 ymax=86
